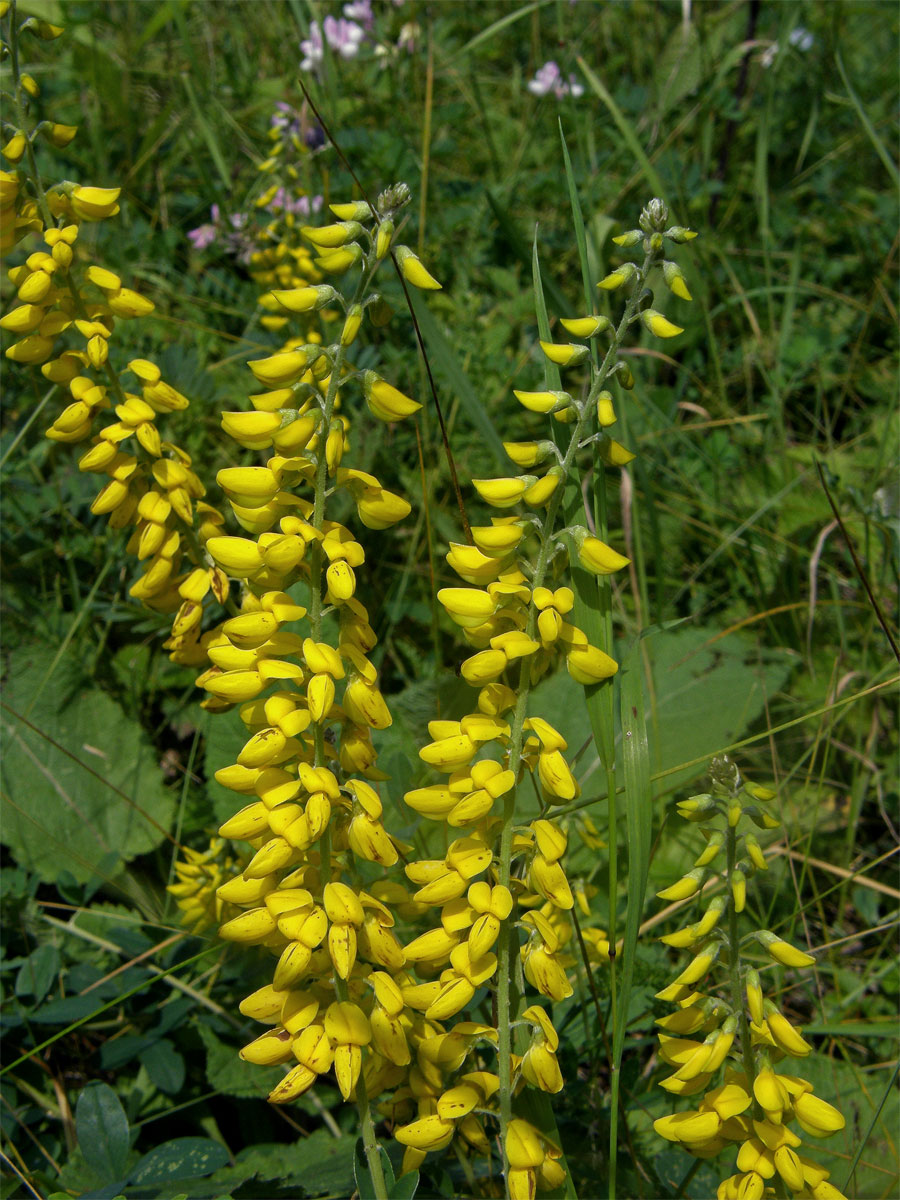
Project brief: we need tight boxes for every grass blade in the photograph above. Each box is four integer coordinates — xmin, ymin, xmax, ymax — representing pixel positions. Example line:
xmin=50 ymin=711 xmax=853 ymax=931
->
xmin=576 ymin=56 xmax=667 ymax=200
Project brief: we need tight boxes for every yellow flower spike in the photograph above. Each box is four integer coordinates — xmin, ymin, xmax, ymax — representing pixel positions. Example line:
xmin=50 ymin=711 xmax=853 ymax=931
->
xmin=395 ymin=244 xmax=442 ymax=290
xmin=69 ymin=184 xmax=121 ymax=220
xmin=538 ymin=339 xmax=590 ymax=368
xmin=792 ymin=1091 xmax=845 ymax=1138
xmin=559 ymin=314 xmax=612 ymax=338
xmin=641 ymin=309 xmax=684 ymax=338
xmin=576 ymin=533 xmax=631 ymax=575
xmin=663 ymin=260 xmax=693 ymax=301
xmin=512 ymin=388 xmax=572 ymax=415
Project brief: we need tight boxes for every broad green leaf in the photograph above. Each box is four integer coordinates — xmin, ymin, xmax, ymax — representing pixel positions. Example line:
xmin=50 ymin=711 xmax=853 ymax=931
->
xmin=14 ymin=943 xmax=59 ymax=1003
xmin=75 ymin=1081 xmax=130 ymax=1184
xmin=128 ymin=1138 xmax=229 ymax=1188
xmin=197 ymin=1023 xmax=283 ymax=1100
xmin=0 ymin=645 xmax=174 ymax=882
xmin=139 ymin=1038 xmax=186 ymax=1095
xmin=165 ymin=1134 xmax=357 ymax=1199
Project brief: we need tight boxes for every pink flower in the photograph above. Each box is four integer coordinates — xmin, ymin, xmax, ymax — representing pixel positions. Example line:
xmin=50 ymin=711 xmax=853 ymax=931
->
xmin=300 ymin=21 xmax=324 ymax=70
xmin=187 ymin=203 xmax=220 ymax=250
xmin=527 ymin=60 xmax=583 ymax=99
xmin=323 ymin=15 xmax=365 ymax=58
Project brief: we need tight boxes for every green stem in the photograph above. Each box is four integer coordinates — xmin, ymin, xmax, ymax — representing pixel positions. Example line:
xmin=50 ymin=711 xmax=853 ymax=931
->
xmin=725 ymin=823 xmax=758 ymax=1101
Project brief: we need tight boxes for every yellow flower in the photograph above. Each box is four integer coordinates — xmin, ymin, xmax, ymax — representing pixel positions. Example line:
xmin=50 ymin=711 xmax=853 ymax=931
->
xmin=395 ymin=244 xmax=442 ymax=290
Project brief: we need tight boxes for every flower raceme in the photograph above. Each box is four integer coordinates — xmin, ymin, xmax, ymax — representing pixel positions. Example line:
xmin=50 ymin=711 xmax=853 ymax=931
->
xmin=2 ymin=25 xmax=726 ymax=1194
xmin=653 ymin=757 xmax=848 ymax=1200
xmin=393 ymin=199 xmax=697 ymax=1190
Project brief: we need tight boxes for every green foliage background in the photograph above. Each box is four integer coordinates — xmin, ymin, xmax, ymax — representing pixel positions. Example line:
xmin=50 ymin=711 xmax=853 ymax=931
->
xmin=1 ymin=1 xmax=897 ymax=1198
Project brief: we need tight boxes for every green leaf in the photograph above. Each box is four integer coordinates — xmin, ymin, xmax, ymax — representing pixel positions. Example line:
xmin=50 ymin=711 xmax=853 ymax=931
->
xmin=644 ymin=627 xmax=794 ymax=794
xmin=139 ymin=1038 xmax=186 ymax=1095
xmin=390 ymin=1171 xmax=419 ymax=1200
xmin=197 ymin=1023 xmax=283 ymax=1100
xmin=32 ymin=994 xmax=101 ymax=1024
xmin=406 ymin=291 xmax=506 ymax=466
xmin=128 ymin=1138 xmax=229 ymax=1189
xmin=203 ymin=705 xmax=253 ymax=827
xmin=14 ymin=943 xmax=59 ymax=1003
xmin=0 ymin=644 xmax=175 ymax=882
xmin=616 ymin=640 xmax=652 ymax=1058
xmin=75 ymin=1081 xmax=130 ymax=1184
xmin=169 ymin=1134 xmax=358 ymax=1198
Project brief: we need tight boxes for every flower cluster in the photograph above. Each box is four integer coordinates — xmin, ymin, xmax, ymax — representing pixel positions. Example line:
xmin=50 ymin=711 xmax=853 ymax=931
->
xmin=388 ymin=197 xmax=695 ymax=1191
xmin=653 ymin=756 xmax=847 ymax=1200
xmin=299 ymin=0 xmax=417 ymax=75
xmin=0 ymin=13 xmax=230 ymax=667
xmin=168 ymin=838 xmax=243 ymax=934
xmin=527 ymin=61 xmax=584 ymax=100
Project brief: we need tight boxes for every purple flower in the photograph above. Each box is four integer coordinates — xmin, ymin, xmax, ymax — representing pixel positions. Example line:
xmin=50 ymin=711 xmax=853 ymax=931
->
xmin=300 ymin=20 xmax=324 ymax=70
xmin=527 ymin=60 xmax=583 ymax=99
xmin=343 ymin=0 xmax=373 ymax=28
xmin=263 ymin=189 xmax=323 ymax=217
xmin=270 ymin=102 xmax=302 ymax=137
xmin=528 ymin=61 xmax=562 ymax=97
xmin=187 ymin=203 xmax=220 ymax=250
xmin=323 ymin=15 xmax=365 ymax=58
